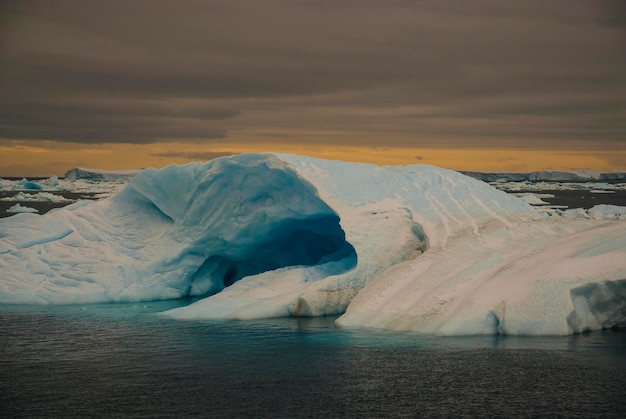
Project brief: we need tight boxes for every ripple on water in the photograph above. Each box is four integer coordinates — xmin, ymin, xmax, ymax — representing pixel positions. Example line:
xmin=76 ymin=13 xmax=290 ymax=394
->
xmin=1 ymin=302 xmax=625 ymax=418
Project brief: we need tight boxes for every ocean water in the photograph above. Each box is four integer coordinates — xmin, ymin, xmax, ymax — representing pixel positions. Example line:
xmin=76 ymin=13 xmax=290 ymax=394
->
xmin=1 ymin=301 xmax=625 ymax=418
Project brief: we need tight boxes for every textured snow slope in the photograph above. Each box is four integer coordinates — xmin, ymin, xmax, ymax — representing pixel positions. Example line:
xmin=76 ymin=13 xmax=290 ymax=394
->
xmin=1 ymin=153 xmax=625 ymax=335
xmin=166 ymin=154 xmax=533 ymax=320
xmin=337 ymin=218 xmax=626 ymax=335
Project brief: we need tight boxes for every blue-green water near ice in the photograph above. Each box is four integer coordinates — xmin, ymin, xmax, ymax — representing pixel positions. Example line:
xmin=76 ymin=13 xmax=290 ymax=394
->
xmin=1 ymin=300 xmax=625 ymax=418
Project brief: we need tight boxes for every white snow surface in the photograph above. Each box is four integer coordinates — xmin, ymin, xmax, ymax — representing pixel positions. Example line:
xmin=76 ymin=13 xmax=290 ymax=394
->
xmin=1 ymin=153 xmax=625 ymax=336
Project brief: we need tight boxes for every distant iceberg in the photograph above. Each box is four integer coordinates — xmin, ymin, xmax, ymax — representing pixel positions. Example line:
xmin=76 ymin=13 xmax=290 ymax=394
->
xmin=0 ymin=175 xmax=62 ymax=192
xmin=11 ymin=178 xmax=44 ymax=190
xmin=1 ymin=153 xmax=625 ymax=336
xmin=461 ymin=170 xmax=626 ymax=182
xmin=64 ymin=167 xmax=142 ymax=181
xmin=6 ymin=203 xmax=39 ymax=213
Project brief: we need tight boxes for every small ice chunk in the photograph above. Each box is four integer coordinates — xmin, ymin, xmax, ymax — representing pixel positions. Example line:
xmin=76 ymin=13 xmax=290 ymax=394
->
xmin=588 ymin=204 xmax=626 ymax=220
xmin=1 ymin=192 xmax=73 ymax=203
xmin=7 ymin=203 xmax=39 ymax=213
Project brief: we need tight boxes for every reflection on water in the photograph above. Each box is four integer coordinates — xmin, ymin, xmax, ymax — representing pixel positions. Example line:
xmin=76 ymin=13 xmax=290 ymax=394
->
xmin=1 ymin=301 xmax=625 ymax=418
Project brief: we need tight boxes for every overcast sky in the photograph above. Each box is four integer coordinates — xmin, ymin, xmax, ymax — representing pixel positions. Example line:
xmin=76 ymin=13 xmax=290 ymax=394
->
xmin=1 ymin=0 xmax=625 ymax=174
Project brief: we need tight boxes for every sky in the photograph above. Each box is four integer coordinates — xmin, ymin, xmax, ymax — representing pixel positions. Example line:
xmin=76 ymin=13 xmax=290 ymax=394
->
xmin=1 ymin=0 xmax=625 ymax=176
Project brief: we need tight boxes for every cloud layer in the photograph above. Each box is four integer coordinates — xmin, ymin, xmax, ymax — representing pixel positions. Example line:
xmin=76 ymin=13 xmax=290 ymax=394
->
xmin=1 ymin=0 xmax=624 ymax=150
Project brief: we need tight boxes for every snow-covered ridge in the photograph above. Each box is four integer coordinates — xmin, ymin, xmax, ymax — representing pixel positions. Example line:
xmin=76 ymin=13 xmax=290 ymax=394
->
xmin=462 ymin=170 xmax=626 ymax=182
xmin=1 ymin=153 xmax=625 ymax=336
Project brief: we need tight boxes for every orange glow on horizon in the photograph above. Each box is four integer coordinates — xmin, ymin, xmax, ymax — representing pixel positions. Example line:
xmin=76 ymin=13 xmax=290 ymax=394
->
xmin=1 ymin=141 xmax=625 ymax=177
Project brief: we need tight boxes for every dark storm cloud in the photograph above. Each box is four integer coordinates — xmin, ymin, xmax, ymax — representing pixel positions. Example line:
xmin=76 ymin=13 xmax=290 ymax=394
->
xmin=0 ymin=0 xmax=624 ymax=147
xmin=599 ymin=0 xmax=626 ymax=27
xmin=0 ymin=99 xmax=235 ymax=143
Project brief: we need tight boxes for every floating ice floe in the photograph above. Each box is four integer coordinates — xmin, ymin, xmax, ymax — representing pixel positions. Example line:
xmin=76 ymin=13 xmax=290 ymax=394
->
xmin=0 ymin=153 xmax=624 ymax=336
xmin=12 ymin=179 xmax=43 ymax=190
xmin=0 ymin=175 xmax=62 ymax=192
xmin=511 ymin=193 xmax=555 ymax=206
xmin=1 ymin=192 xmax=74 ymax=203
xmin=1 ymin=172 xmax=134 ymax=197
xmin=590 ymin=189 xmax=616 ymax=194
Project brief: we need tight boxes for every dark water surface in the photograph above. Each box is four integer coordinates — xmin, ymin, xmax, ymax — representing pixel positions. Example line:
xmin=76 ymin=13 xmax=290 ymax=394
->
xmin=0 ymin=191 xmax=99 ymax=218
xmin=1 ymin=301 xmax=625 ymax=418
xmin=526 ymin=189 xmax=626 ymax=210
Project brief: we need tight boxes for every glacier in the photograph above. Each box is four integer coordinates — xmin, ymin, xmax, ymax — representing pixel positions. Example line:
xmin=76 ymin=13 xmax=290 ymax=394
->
xmin=1 ymin=153 xmax=625 ymax=336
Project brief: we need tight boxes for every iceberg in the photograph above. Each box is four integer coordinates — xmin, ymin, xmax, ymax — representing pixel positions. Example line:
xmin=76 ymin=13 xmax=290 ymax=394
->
xmin=462 ymin=170 xmax=626 ymax=182
xmin=0 ymin=153 xmax=625 ymax=336
xmin=11 ymin=178 xmax=44 ymax=190
xmin=0 ymin=155 xmax=357 ymax=304
xmin=64 ymin=167 xmax=141 ymax=181
xmin=6 ymin=203 xmax=39 ymax=213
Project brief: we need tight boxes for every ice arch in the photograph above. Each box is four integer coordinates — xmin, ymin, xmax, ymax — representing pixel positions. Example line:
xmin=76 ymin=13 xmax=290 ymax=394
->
xmin=183 ymin=215 xmax=356 ymax=296
xmin=0 ymin=154 xmax=356 ymax=303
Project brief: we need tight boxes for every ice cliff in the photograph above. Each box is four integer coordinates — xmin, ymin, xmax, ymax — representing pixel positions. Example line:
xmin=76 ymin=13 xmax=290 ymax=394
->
xmin=1 ymin=153 xmax=625 ymax=336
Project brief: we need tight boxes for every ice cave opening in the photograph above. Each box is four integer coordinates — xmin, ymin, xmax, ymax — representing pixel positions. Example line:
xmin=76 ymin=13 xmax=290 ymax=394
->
xmin=185 ymin=214 xmax=358 ymax=296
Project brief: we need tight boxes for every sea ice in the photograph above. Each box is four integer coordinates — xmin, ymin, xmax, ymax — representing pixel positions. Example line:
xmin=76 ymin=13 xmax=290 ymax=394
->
xmin=11 ymin=179 xmax=43 ymax=190
xmin=1 ymin=192 xmax=73 ymax=203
